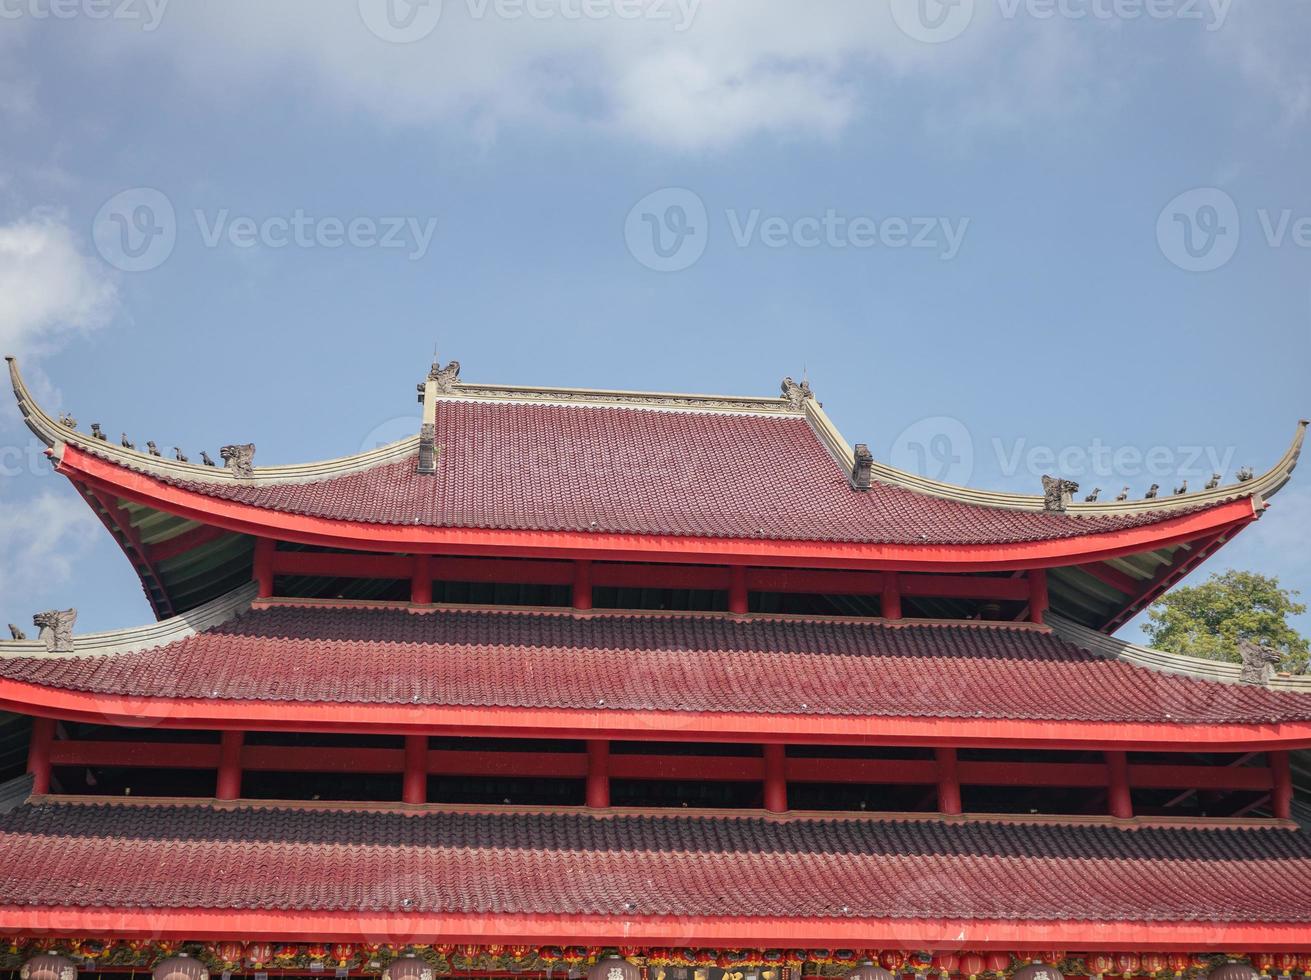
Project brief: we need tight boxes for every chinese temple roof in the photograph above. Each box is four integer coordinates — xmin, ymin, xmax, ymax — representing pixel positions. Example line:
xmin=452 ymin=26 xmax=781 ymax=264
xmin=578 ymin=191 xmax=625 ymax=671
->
xmin=3 ymin=587 xmax=1310 ymax=746
xmin=8 ymin=357 xmax=1306 ymax=627
xmin=0 ymin=798 xmax=1307 ymax=946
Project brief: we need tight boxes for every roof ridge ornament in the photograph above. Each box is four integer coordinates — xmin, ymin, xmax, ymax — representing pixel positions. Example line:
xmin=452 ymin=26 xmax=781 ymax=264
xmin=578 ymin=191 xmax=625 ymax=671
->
xmin=32 ymin=608 xmax=76 ymax=654
xmin=219 ymin=443 xmax=256 ymax=479
xmin=851 ymin=442 xmax=873 ymax=490
xmin=1237 ymin=638 xmax=1280 ymax=686
xmin=428 ymin=359 xmax=461 ymax=394
xmin=417 ymin=422 xmax=437 ymax=475
xmin=1041 ymin=475 xmax=1079 ymax=513
xmin=780 ymin=375 xmax=813 ymax=412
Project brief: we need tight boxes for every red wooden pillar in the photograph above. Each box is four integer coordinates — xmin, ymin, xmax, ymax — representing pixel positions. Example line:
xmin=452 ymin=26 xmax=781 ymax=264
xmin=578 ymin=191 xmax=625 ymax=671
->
xmin=586 ymin=739 xmax=610 ymax=808
xmin=881 ymin=572 xmax=902 ymax=620
xmin=728 ymin=565 xmax=749 ymax=615
xmin=935 ymin=747 xmax=962 ymax=815
xmin=253 ymin=537 xmax=275 ymax=598
xmin=26 ymin=717 xmax=54 ymax=795
xmin=1271 ymin=750 xmax=1293 ymax=819
xmin=1028 ymin=568 xmax=1049 ymax=625
xmin=216 ymin=730 xmax=244 ymax=800
xmin=572 ymin=560 xmax=593 ymax=611
xmin=1106 ymin=750 xmax=1133 ymax=818
xmin=410 ymin=554 xmax=432 ymax=605
xmin=763 ymin=743 xmax=788 ymax=813
xmin=403 ymin=735 xmax=427 ymax=805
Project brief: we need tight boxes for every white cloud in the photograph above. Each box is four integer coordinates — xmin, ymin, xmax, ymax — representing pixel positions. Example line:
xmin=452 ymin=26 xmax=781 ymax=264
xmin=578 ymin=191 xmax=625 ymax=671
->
xmin=0 ymin=210 xmax=118 ymax=358
xmin=1204 ymin=2 xmax=1311 ymax=131
xmin=0 ymin=491 xmax=99 ymax=605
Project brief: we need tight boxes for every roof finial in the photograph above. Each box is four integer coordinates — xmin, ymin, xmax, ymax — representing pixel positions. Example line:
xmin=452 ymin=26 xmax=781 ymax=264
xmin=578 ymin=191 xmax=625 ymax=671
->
xmin=780 ymin=374 xmax=814 ymax=412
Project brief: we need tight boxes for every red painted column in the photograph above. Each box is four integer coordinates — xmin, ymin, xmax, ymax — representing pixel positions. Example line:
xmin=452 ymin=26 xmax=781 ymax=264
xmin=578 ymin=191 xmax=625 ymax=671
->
xmin=253 ymin=537 xmax=275 ymax=598
xmin=881 ymin=572 xmax=902 ymax=620
xmin=216 ymin=730 xmax=244 ymax=800
xmin=1106 ymin=750 xmax=1133 ymax=818
xmin=586 ymin=739 xmax=610 ymax=808
xmin=728 ymin=566 xmax=748 ymax=615
xmin=572 ymin=560 xmax=593 ymax=611
xmin=763 ymin=743 xmax=788 ymax=813
xmin=410 ymin=554 xmax=432 ymax=605
xmin=1271 ymin=750 xmax=1293 ymax=819
xmin=26 ymin=717 xmax=54 ymax=795
xmin=403 ymin=735 xmax=427 ymax=805
xmin=1028 ymin=568 xmax=1049 ymax=625
xmin=935 ymin=747 xmax=962 ymax=815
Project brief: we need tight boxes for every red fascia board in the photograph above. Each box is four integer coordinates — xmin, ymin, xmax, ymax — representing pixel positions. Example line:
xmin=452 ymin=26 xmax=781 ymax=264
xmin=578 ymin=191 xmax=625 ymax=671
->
xmin=58 ymin=446 xmax=1259 ymax=574
xmin=1 ymin=906 xmax=1308 ymax=952
xmin=7 ymin=678 xmax=1311 ymax=751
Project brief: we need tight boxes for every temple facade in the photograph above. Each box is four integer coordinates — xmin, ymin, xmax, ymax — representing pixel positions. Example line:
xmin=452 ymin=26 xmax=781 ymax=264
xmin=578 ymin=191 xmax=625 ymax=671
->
xmin=1 ymin=355 xmax=1310 ymax=980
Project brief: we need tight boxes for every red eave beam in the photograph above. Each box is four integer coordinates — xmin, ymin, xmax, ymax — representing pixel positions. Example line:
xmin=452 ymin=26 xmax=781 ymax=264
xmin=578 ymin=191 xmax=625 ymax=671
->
xmin=56 ymin=445 xmax=1260 ymax=576
xmin=2 ymin=906 xmax=1307 ymax=951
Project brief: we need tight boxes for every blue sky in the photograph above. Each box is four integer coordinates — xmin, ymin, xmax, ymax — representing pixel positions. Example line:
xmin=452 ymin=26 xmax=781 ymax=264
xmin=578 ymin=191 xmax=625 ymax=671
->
xmin=0 ymin=0 xmax=1307 ymax=640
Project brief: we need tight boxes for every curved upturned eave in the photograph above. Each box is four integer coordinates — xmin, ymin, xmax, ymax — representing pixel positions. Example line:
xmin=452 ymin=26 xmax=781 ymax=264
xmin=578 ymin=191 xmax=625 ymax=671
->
xmin=7 ymin=356 xmax=417 ymax=486
xmin=13 ymin=355 xmax=1305 ymax=511
xmin=54 ymin=441 xmax=1261 ymax=571
xmin=804 ymin=400 xmax=1307 ymax=516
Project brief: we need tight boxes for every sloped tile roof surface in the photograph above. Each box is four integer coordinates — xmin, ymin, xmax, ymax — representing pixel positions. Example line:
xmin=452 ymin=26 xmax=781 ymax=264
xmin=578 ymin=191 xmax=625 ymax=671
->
xmin=0 ymin=800 xmax=1308 ymax=922
xmin=3 ymin=604 xmax=1309 ymax=723
xmin=161 ymin=401 xmax=1204 ymax=543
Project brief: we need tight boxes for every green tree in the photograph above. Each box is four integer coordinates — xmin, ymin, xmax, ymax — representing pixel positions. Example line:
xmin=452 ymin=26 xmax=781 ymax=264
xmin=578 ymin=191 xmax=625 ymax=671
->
xmin=1144 ymin=570 xmax=1309 ymax=673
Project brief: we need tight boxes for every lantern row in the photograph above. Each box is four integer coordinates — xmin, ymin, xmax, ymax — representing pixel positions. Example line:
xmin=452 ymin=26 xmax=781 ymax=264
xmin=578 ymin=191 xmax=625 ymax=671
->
xmin=6 ymin=945 xmax=1307 ymax=980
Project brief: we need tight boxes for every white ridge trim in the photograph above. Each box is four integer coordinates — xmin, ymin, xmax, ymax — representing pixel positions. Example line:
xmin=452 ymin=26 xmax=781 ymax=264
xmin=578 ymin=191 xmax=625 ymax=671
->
xmin=0 ymin=583 xmax=256 ymax=660
xmin=1048 ymin=612 xmax=1311 ymax=691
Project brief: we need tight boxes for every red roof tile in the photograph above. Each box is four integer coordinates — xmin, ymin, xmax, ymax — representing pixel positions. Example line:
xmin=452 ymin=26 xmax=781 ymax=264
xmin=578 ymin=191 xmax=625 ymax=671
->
xmin=161 ymin=401 xmax=1205 ymax=544
xmin=0 ymin=800 xmax=1307 ymax=923
xmin=2 ymin=604 xmax=1307 ymax=724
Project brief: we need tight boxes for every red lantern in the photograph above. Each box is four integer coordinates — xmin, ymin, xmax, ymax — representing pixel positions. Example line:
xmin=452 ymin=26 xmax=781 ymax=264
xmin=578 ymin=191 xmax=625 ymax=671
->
xmin=1142 ymin=955 xmax=1168 ymax=977
xmin=244 ymin=943 xmax=275 ymax=969
xmin=1251 ymin=956 xmax=1276 ymax=978
xmin=1167 ymin=956 xmax=1191 ymax=976
xmin=882 ymin=953 xmax=908 ymax=974
xmin=1297 ymin=957 xmax=1311 ymax=975
xmin=960 ymin=954 xmax=987 ymax=980
xmin=305 ymin=946 xmax=329 ymax=963
xmin=1273 ymin=955 xmax=1297 ymax=978
xmin=331 ymin=945 xmax=356 ymax=968
xmin=538 ymin=948 xmax=563 ymax=964
xmin=215 ymin=944 xmax=244 ymax=969
xmin=984 ymin=955 xmax=1010 ymax=978
xmin=507 ymin=946 xmax=534 ymax=961
xmin=1115 ymin=956 xmax=1141 ymax=978
xmin=933 ymin=954 xmax=960 ymax=977
xmin=273 ymin=945 xmax=300 ymax=966
xmin=1088 ymin=956 xmax=1116 ymax=978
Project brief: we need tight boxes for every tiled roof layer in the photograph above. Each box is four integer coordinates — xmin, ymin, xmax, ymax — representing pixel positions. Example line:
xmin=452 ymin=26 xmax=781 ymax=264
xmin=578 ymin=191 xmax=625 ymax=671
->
xmin=3 ymin=604 xmax=1308 ymax=723
xmin=162 ymin=402 xmax=1203 ymax=543
xmin=0 ymin=801 xmax=1307 ymax=922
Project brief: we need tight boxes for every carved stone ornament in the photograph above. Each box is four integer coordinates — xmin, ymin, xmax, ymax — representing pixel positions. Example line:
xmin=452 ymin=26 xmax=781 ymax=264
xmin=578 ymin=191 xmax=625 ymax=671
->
xmin=417 ymin=422 xmax=437 ymax=475
xmin=7 ymin=624 xmax=25 ymax=640
xmin=428 ymin=359 xmax=461 ymax=394
xmin=1041 ymin=475 xmax=1080 ymax=512
xmin=32 ymin=608 xmax=76 ymax=653
xmin=780 ymin=375 xmax=813 ymax=411
xmin=851 ymin=442 xmax=874 ymax=490
xmin=1237 ymin=638 xmax=1281 ymax=686
xmin=220 ymin=443 xmax=256 ymax=478
xmin=57 ymin=413 xmax=77 ymax=429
